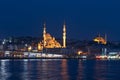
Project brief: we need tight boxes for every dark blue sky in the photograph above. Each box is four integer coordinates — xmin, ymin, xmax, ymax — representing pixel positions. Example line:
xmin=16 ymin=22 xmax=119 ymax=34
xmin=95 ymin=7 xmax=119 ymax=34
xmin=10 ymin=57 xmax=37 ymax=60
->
xmin=0 ymin=0 xmax=120 ymax=41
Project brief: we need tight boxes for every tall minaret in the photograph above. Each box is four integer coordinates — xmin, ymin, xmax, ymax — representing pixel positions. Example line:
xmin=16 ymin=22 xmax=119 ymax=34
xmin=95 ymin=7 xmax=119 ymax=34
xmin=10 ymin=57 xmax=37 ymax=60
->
xmin=104 ymin=33 xmax=107 ymax=44
xmin=43 ymin=22 xmax=46 ymax=47
xmin=63 ymin=22 xmax=66 ymax=48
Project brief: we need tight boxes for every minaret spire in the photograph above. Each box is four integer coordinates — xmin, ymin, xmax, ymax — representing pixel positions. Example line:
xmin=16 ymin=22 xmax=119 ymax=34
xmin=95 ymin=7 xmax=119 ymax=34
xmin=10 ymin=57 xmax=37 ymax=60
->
xmin=104 ymin=33 xmax=107 ymax=44
xmin=63 ymin=21 xmax=66 ymax=48
xmin=98 ymin=33 xmax=100 ymax=44
xmin=43 ymin=22 xmax=46 ymax=47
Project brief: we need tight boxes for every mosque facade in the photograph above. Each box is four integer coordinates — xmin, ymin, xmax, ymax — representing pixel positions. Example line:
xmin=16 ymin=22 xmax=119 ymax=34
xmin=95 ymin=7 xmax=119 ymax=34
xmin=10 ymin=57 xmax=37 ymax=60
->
xmin=38 ymin=22 xmax=66 ymax=51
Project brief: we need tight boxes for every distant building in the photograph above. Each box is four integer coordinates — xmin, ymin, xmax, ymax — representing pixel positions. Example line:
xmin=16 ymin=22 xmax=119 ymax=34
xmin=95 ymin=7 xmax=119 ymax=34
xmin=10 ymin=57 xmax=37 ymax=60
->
xmin=93 ymin=34 xmax=107 ymax=45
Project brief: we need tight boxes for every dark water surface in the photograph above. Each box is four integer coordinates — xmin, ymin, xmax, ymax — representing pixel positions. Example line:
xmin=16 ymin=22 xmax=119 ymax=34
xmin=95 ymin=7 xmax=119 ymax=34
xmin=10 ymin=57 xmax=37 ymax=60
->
xmin=0 ymin=59 xmax=120 ymax=80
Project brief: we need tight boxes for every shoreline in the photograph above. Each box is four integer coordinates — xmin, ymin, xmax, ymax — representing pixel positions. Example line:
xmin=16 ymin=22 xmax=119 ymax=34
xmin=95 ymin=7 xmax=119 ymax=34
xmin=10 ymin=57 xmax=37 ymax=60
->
xmin=0 ymin=57 xmax=119 ymax=60
xmin=0 ymin=57 xmax=87 ymax=59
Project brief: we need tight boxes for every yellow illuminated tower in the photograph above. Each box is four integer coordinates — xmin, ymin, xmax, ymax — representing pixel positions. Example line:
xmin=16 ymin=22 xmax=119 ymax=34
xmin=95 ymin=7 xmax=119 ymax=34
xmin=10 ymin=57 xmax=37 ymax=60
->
xmin=63 ymin=22 xmax=66 ymax=48
xmin=104 ymin=33 xmax=107 ymax=44
xmin=43 ymin=23 xmax=46 ymax=47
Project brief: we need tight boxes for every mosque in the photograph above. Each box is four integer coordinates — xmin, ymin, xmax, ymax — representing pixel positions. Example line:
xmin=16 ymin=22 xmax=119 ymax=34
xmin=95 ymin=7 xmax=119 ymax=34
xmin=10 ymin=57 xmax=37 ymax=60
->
xmin=37 ymin=22 xmax=66 ymax=51
xmin=93 ymin=34 xmax=107 ymax=45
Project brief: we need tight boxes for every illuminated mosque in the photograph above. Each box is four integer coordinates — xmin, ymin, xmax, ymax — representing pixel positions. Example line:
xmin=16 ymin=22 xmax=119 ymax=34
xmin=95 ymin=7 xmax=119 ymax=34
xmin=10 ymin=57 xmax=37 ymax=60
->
xmin=93 ymin=34 xmax=107 ymax=45
xmin=38 ymin=22 xmax=66 ymax=50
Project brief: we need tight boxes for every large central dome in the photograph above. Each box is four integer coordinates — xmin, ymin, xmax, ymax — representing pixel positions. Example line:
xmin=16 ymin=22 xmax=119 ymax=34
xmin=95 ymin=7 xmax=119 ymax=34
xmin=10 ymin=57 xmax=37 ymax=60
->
xmin=44 ymin=32 xmax=61 ymax=48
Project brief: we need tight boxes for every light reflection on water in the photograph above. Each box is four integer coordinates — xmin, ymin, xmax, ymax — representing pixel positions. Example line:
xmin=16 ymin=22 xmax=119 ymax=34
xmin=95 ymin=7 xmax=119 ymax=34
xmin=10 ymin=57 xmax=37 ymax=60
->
xmin=0 ymin=60 xmax=11 ymax=80
xmin=0 ymin=59 xmax=120 ymax=80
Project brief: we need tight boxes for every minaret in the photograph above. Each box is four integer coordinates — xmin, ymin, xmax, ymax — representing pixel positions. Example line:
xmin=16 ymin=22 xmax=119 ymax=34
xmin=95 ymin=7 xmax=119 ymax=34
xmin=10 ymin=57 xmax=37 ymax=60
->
xmin=63 ymin=22 xmax=66 ymax=48
xmin=43 ymin=22 xmax=46 ymax=47
xmin=98 ymin=33 xmax=100 ymax=44
xmin=104 ymin=33 xmax=107 ymax=44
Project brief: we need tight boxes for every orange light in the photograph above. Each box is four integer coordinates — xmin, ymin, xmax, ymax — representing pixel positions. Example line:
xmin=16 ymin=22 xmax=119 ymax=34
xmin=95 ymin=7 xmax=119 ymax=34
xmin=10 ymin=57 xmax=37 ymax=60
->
xmin=78 ymin=51 xmax=82 ymax=55
xmin=38 ymin=43 xmax=43 ymax=51
xmin=28 ymin=46 xmax=32 ymax=51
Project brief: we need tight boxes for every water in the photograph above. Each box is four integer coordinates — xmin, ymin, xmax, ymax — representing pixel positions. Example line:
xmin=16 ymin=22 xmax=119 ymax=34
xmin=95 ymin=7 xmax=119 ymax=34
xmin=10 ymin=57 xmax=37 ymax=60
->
xmin=0 ymin=59 xmax=120 ymax=80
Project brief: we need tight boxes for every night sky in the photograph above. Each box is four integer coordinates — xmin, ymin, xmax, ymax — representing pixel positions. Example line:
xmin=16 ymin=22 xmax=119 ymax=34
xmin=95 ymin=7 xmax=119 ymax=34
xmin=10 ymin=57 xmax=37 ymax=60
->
xmin=0 ymin=0 xmax=120 ymax=41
